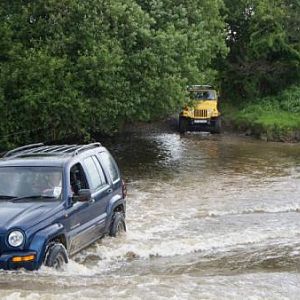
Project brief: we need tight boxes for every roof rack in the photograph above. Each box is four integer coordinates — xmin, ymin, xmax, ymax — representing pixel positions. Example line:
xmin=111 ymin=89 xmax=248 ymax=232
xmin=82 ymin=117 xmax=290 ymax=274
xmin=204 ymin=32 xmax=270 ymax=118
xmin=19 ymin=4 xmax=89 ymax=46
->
xmin=3 ymin=142 xmax=102 ymax=159
xmin=73 ymin=143 xmax=101 ymax=156
xmin=4 ymin=143 xmax=44 ymax=158
xmin=188 ymin=84 xmax=214 ymax=90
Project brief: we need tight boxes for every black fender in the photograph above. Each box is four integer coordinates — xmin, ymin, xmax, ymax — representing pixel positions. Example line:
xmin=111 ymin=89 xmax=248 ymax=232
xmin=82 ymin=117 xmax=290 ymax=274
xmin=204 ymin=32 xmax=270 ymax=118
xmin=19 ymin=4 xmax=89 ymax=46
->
xmin=105 ymin=196 xmax=126 ymax=233
xmin=29 ymin=223 xmax=66 ymax=268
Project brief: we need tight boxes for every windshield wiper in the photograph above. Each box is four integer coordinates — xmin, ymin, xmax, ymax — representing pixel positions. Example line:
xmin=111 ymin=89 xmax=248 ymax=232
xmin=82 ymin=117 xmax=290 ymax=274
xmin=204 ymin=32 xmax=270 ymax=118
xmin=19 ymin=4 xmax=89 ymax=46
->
xmin=12 ymin=195 xmax=57 ymax=202
xmin=0 ymin=195 xmax=17 ymax=200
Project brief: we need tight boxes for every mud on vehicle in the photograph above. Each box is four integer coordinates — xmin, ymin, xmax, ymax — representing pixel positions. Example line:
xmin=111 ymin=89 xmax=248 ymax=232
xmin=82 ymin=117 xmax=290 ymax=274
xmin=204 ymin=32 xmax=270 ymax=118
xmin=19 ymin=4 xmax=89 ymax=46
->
xmin=179 ymin=85 xmax=222 ymax=134
xmin=0 ymin=143 xmax=127 ymax=270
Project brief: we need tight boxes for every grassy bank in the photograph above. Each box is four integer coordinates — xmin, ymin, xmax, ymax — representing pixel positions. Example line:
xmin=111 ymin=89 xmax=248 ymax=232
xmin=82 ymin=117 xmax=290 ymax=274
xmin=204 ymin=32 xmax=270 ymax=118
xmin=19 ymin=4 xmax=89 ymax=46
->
xmin=222 ymin=86 xmax=300 ymax=142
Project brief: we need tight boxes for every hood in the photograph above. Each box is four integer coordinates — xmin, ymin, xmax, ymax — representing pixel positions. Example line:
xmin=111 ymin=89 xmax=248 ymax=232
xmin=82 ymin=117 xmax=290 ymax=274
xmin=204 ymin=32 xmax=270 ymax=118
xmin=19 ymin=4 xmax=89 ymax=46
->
xmin=0 ymin=201 xmax=62 ymax=232
xmin=194 ymin=100 xmax=217 ymax=110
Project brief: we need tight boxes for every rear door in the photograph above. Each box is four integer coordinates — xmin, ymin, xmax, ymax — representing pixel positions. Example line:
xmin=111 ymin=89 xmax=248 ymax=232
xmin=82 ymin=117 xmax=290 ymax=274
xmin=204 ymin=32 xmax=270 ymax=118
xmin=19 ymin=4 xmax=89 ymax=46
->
xmin=82 ymin=156 xmax=112 ymax=237
xmin=96 ymin=151 xmax=124 ymax=227
xmin=97 ymin=151 xmax=121 ymax=190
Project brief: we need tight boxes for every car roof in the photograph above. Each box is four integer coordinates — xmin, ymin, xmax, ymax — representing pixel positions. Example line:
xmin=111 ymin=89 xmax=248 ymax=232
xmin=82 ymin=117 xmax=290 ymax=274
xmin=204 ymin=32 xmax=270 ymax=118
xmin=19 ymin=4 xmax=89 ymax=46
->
xmin=0 ymin=143 xmax=106 ymax=168
xmin=188 ymin=84 xmax=215 ymax=91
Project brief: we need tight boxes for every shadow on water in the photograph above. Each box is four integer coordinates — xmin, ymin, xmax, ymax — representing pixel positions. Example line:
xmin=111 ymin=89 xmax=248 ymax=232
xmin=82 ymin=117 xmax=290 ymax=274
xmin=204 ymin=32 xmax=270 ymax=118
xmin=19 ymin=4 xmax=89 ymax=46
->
xmin=101 ymin=132 xmax=300 ymax=181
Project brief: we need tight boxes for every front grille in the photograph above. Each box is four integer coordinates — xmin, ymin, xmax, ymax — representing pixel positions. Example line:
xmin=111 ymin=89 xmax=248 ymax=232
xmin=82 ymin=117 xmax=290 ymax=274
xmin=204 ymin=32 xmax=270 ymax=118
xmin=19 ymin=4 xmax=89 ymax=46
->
xmin=194 ymin=109 xmax=207 ymax=118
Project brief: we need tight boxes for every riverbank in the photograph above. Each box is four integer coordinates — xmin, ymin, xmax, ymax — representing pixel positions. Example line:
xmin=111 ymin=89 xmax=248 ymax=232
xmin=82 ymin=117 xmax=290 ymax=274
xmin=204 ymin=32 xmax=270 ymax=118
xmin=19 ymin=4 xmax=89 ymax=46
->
xmin=2 ymin=103 xmax=298 ymax=154
xmin=220 ymin=85 xmax=300 ymax=143
xmin=221 ymin=102 xmax=300 ymax=143
xmin=123 ymin=106 xmax=300 ymax=143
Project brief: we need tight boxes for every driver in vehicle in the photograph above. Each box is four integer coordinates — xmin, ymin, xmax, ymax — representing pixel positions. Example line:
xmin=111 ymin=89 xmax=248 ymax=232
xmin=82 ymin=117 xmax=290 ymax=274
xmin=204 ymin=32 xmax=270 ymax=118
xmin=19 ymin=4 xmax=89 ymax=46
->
xmin=40 ymin=172 xmax=62 ymax=198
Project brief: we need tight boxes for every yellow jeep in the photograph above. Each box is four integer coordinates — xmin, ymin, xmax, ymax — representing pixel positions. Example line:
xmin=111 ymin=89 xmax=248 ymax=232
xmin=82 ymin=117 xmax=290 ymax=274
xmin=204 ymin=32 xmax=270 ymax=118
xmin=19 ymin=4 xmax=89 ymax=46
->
xmin=179 ymin=85 xmax=221 ymax=134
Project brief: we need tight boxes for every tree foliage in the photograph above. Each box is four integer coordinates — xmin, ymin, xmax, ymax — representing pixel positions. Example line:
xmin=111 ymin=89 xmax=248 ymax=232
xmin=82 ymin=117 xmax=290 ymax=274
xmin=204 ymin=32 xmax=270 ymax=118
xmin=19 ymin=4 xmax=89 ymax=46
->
xmin=0 ymin=0 xmax=226 ymax=149
xmin=222 ymin=0 xmax=300 ymax=100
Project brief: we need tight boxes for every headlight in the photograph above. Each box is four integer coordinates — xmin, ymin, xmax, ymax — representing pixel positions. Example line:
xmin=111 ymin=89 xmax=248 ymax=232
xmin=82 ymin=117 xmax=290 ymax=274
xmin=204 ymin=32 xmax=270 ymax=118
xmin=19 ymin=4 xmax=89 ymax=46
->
xmin=8 ymin=230 xmax=24 ymax=247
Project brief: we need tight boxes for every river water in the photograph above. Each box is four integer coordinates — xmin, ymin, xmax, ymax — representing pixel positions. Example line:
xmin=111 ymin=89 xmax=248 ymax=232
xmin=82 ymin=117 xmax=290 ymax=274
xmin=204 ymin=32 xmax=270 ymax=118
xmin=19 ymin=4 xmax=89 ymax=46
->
xmin=1 ymin=132 xmax=300 ymax=299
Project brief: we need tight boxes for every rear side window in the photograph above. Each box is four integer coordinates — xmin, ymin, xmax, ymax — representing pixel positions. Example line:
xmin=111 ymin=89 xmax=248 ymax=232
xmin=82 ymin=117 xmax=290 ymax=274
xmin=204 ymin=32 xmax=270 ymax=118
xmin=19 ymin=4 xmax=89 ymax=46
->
xmin=92 ymin=156 xmax=107 ymax=185
xmin=98 ymin=151 xmax=120 ymax=182
xmin=84 ymin=156 xmax=105 ymax=190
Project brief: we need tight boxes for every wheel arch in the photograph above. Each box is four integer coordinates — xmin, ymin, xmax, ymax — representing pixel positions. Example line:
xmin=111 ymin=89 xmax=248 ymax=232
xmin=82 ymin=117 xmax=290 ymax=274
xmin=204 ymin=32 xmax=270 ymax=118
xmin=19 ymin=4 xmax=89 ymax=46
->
xmin=48 ymin=234 xmax=67 ymax=249
xmin=29 ymin=223 xmax=67 ymax=268
xmin=105 ymin=197 xmax=126 ymax=232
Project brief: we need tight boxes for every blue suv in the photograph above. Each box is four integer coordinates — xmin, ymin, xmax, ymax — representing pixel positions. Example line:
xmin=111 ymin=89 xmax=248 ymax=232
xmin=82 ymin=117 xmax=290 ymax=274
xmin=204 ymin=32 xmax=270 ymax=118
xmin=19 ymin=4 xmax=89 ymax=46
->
xmin=0 ymin=143 xmax=127 ymax=270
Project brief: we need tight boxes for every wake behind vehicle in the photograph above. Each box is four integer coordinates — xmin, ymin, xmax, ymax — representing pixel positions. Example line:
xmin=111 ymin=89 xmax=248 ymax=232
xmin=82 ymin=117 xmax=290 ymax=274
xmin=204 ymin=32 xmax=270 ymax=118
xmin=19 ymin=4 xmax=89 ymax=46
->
xmin=0 ymin=143 xmax=127 ymax=270
xmin=179 ymin=85 xmax=221 ymax=134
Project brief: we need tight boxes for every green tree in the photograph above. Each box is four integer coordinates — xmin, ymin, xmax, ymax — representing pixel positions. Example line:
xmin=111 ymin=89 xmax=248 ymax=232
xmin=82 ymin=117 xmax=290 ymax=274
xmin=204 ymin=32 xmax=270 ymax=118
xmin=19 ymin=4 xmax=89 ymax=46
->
xmin=0 ymin=0 xmax=227 ymax=150
xmin=135 ymin=0 xmax=228 ymax=118
xmin=222 ymin=0 xmax=300 ymax=100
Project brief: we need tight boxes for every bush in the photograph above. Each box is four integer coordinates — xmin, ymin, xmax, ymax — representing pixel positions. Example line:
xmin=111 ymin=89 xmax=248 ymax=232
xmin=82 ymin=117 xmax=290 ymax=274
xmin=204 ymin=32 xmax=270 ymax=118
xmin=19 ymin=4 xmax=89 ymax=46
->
xmin=224 ymin=84 xmax=300 ymax=141
xmin=278 ymin=85 xmax=300 ymax=113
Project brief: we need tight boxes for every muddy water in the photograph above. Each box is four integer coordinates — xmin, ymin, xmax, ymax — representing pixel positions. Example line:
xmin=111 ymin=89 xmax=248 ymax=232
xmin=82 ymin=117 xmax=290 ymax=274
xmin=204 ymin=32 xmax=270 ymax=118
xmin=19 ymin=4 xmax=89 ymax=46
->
xmin=1 ymin=133 xmax=300 ymax=299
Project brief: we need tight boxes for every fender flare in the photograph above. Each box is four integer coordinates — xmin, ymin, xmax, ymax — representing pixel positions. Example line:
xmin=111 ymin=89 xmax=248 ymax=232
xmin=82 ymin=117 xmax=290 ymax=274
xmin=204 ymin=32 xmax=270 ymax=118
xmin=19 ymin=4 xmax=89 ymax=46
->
xmin=29 ymin=223 xmax=66 ymax=267
xmin=105 ymin=196 xmax=126 ymax=232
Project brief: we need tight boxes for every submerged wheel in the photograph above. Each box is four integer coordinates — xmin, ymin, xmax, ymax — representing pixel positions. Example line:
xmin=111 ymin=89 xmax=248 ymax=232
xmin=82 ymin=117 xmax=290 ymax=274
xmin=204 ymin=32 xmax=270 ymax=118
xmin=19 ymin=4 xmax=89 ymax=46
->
xmin=211 ymin=117 xmax=222 ymax=134
xmin=109 ymin=212 xmax=126 ymax=237
xmin=44 ymin=242 xmax=68 ymax=270
xmin=179 ymin=117 xmax=188 ymax=133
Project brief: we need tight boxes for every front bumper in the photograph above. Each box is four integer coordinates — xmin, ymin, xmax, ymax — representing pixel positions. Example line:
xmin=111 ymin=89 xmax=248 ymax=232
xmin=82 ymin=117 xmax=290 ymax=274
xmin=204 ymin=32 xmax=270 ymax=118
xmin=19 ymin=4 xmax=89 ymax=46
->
xmin=0 ymin=251 xmax=38 ymax=270
xmin=188 ymin=118 xmax=215 ymax=131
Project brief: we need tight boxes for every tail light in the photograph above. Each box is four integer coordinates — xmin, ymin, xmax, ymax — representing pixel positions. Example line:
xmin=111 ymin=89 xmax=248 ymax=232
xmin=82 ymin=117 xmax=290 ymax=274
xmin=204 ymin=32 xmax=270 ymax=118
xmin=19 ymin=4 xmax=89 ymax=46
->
xmin=122 ymin=180 xmax=127 ymax=199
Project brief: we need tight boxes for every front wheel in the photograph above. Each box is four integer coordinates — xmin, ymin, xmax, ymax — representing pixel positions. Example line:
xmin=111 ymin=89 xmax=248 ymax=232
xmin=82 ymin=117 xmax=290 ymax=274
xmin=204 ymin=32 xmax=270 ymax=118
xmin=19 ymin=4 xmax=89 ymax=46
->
xmin=179 ymin=117 xmax=188 ymax=133
xmin=44 ymin=242 xmax=68 ymax=270
xmin=109 ymin=212 xmax=126 ymax=237
xmin=211 ymin=117 xmax=222 ymax=134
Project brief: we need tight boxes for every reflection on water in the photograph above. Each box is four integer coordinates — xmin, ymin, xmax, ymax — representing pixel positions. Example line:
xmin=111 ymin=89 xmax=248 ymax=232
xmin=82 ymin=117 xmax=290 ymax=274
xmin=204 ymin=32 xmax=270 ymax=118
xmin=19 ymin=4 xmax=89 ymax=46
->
xmin=1 ymin=133 xmax=300 ymax=299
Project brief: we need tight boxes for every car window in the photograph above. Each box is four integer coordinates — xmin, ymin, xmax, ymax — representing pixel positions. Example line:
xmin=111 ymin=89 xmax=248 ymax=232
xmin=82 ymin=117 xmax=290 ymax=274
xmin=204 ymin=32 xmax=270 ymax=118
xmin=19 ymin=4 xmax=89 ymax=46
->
xmin=190 ymin=90 xmax=216 ymax=100
xmin=0 ymin=167 xmax=63 ymax=200
xmin=98 ymin=151 xmax=120 ymax=182
xmin=70 ymin=163 xmax=88 ymax=195
xmin=92 ymin=156 xmax=107 ymax=185
xmin=84 ymin=156 xmax=105 ymax=190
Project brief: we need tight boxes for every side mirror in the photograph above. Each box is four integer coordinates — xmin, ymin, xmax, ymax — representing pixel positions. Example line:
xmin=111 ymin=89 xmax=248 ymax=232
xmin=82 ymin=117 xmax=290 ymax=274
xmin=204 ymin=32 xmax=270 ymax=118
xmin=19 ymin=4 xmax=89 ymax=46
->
xmin=73 ymin=189 xmax=91 ymax=202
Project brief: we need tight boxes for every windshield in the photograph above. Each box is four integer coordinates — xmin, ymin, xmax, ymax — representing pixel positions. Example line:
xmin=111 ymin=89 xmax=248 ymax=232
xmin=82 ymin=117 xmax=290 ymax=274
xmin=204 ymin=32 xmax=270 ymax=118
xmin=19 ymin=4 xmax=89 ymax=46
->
xmin=190 ymin=90 xmax=216 ymax=100
xmin=0 ymin=167 xmax=63 ymax=200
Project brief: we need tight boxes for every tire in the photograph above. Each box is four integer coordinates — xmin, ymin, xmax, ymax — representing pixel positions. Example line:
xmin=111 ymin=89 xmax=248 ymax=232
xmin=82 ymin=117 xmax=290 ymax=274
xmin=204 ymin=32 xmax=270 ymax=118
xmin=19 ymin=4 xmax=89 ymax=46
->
xmin=211 ymin=117 xmax=221 ymax=134
xmin=44 ymin=242 xmax=68 ymax=270
xmin=109 ymin=212 xmax=126 ymax=237
xmin=179 ymin=117 xmax=188 ymax=133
